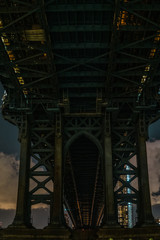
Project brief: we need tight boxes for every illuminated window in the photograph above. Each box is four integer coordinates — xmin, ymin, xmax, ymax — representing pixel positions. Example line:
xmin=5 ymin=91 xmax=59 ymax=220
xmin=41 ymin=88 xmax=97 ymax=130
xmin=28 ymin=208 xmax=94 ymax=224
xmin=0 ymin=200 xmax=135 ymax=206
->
xmin=14 ymin=67 xmax=20 ymax=74
xmin=18 ymin=77 xmax=24 ymax=85
xmin=0 ymin=20 xmax=3 ymax=28
xmin=149 ymin=49 xmax=156 ymax=58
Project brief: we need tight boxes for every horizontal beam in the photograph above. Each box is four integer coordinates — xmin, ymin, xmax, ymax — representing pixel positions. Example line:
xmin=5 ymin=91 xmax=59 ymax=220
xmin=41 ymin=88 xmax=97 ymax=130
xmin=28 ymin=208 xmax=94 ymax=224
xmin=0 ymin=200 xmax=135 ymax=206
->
xmin=31 ymin=195 xmax=51 ymax=200
xmin=50 ymin=25 xmax=111 ymax=32
xmin=32 ymin=127 xmax=54 ymax=131
xmin=30 ymin=171 xmax=53 ymax=176
xmin=53 ymin=42 xmax=158 ymax=50
xmin=58 ymin=71 xmax=105 ymax=77
xmin=53 ymin=43 xmax=109 ymax=49
xmin=0 ymin=56 xmax=155 ymax=66
xmin=1 ymin=4 xmax=160 ymax=13
xmin=69 ymin=92 xmax=96 ymax=97
xmin=49 ymin=25 xmax=159 ymax=33
xmin=2 ymin=65 xmax=159 ymax=84
xmin=26 ymin=82 xmax=104 ymax=88
xmin=46 ymin=4 xmax=113 ymax=12
xmin=120 ymin=25 xmax=158 ymax=31
xmin=58 ymin=70 xmax=160 ymax=78
xmin=60 ymin=82 xmax=104 ymax=88
xmin=113 ymin=147 xmax=135 ymax=151
xmin=116 ymin=71 xmax=160 ymax=76
xmin=115 ymin=194 xmax=137 ymax=199
xmin=114 ymin=170 xmax=136 ymax=175
xmin=47 ymin=3 xmax=160 ymax=12
xmin=4 ymin=42 xmax=158 ymax=54
xmin=31 ymin=149 xmax=54 ymax=153
xmin=126 ymin=3 xmax=160 ymax=11
xmin=12 ymin=0 xmax=32 ymax=7
xmin=0 ymin=7 xmax=30 ymax=13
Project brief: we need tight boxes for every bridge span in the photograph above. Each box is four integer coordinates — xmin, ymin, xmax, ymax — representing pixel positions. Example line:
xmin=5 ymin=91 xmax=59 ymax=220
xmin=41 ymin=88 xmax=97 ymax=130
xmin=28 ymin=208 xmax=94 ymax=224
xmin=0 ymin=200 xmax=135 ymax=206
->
xmin=0 ymin=0 xmax=160 ymax=239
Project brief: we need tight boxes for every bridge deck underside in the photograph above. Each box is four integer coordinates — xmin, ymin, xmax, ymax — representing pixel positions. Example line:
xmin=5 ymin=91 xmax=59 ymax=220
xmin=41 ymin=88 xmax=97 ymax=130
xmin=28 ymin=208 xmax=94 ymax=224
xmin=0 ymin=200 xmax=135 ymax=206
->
xmin=0 ymin=0 xmax=160 ymax=232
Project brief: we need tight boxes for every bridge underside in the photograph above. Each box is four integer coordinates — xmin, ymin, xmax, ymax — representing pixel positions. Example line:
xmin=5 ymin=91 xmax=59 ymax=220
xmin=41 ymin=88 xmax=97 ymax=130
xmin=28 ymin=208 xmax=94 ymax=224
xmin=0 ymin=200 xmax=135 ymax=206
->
xmin=0 ymin=0 xmax=160 ymax=239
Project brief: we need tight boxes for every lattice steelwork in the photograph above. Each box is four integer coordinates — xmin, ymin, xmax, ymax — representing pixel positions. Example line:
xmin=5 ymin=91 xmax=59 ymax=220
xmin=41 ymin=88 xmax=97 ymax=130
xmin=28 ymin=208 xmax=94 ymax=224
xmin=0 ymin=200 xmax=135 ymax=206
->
xmin=0 ymin=0 xmax=160 ymax=240
xmin=29 ymin=120 xmax=54 ymax=206
xmin=112 ymin=117 xmax=138 ymax=227
xmin=64 ymin=116 xmax=104 ymax=228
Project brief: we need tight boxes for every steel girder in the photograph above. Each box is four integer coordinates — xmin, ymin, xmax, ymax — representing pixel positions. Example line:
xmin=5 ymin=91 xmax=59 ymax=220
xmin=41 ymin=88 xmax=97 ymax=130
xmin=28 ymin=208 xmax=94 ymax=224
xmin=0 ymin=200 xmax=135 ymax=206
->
xmin=29 ymin=119 xmax=54 ymax=207
xmin=1 ymin=3 xmax=160 ymax=14
xmin=0 ymin=0 xmax=160 ymax=232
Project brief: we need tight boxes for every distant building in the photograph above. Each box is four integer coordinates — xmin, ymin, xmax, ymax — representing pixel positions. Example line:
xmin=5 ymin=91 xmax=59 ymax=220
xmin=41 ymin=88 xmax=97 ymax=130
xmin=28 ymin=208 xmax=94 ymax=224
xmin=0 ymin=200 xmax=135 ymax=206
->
xmin=117 ymin=165 xmax=137 ymax=228
xmin=155 ymin=218 xmax=160 ymax=225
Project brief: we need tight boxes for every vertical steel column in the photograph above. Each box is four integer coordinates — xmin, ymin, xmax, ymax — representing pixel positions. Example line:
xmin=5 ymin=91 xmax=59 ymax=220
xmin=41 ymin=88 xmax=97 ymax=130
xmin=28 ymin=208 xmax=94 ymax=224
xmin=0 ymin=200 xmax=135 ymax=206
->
xmin=103 ymin=113 xmax=118 ymax=227
xmin=50 ymin=113 xmax=63 ymax=226
xmin=137 ymin=113 xmax=154 ymax=225
xmin=13 ymin=118 xmax=30 ymax=227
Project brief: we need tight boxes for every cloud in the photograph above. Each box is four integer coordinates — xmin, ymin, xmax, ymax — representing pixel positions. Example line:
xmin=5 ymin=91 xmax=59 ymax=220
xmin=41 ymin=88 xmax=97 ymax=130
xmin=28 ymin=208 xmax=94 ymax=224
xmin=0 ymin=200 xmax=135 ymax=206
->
xmin=0 ymin=153 xmax=53 ymax=210
xmin=0 ymin=208 xmax=50 ymax=229
xmin=152 ymin=204 xmax=160 ymax=219
xmin=146 ymin=140 xmax=160 ymax=205
xmin=0 ymin=152 xmax=19 ymax=209
xmin=152 ymin=189 xmax=160 ymax=197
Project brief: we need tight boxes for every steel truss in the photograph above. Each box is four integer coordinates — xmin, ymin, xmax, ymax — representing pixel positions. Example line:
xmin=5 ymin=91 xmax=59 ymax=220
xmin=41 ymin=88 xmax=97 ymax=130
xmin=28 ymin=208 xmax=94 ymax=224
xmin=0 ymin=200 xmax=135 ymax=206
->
xmin=0 ymin=0 xmax=160 ymax=239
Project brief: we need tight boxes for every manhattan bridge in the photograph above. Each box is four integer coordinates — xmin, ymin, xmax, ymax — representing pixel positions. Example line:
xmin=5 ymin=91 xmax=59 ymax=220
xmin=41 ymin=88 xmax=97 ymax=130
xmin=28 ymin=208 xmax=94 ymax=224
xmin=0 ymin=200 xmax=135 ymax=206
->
xmin=0 ymin=0 xmax=160 ymax=239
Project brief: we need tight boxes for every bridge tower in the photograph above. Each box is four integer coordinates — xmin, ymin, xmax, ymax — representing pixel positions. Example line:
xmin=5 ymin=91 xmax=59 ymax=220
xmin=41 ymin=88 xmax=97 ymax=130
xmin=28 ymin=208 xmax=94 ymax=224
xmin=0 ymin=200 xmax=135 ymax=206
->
xmin=0 ymin=0 xmax=160 ymax=239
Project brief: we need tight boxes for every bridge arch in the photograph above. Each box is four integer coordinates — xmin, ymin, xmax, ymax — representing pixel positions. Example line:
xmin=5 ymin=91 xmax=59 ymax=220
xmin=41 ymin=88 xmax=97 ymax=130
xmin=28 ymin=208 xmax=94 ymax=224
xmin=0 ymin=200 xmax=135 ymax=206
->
xmin=63 ymin=130 xmax=104 ymax=228
xmin=64 ymin=130 xmax=103 ymax=158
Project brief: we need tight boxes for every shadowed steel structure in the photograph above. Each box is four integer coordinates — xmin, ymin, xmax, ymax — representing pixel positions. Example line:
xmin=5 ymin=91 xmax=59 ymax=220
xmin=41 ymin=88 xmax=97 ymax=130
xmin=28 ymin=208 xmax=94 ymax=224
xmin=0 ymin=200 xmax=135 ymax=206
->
xmin=0 ymin=0 xmax=160 ymax=239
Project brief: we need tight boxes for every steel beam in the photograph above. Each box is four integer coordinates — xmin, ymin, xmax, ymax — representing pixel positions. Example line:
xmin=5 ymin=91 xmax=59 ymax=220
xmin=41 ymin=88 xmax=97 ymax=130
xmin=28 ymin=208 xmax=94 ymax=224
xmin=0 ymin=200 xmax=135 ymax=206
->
xmin=22 ymin=51 xmax=110 ymax=88
xmin=111 ymin=74 xmax=139 ymax=86
xmin=15 ymin=53 xmax=44 ymax=64
xmin=45 ymin=0 xmax=57 ymax=6
xmin=103 ymin=113 xmax=118 ymax=227
xmin=12 ymin=118 xmax=30 ymax=227
xmin=46 ymin=4 xmax=112 ymax=12
xmin=122 ymin=5 xmax=160 ymax=30
xmin=49 ymin=113 xmax=64 ymax=227
xmin=4 ymin=41 xmax=159 ymax=51
xmin=0 ymin=7 xmax=30 ymax=13
xmin=49 ymin=25 xmax=159 ymax=32
xmin=136 ymin=114 xmax=155 ymax=225
xmin=90 ymin=155 xmax=101 ymax=227
xmin=52 ymin=42 xmax=160 ymax=50
xmin=59 ymin=71 xmax=105 ymax=77
xmin=68 ymin=156 xmax=83 ymax=228
xmin=0 ymin=7 xmax=40 ymax=32
xmin=12 ymin=0 xmax=33 ymax=7
xmin=60 ymin=82 xmax=104 ymax=88
xmin=45 ymin=3 xmax=160 ymax=12
xmin=1 ymin=3 xmax=160 ymax=14
xmin=50 ymin=25 xmax=111 ymax=32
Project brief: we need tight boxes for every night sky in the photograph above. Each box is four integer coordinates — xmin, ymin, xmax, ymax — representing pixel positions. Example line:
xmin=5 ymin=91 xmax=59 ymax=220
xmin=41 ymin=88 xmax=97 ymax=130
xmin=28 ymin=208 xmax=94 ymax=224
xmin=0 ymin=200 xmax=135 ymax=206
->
xmin=0 ymin=83 xmax=160 ymax=228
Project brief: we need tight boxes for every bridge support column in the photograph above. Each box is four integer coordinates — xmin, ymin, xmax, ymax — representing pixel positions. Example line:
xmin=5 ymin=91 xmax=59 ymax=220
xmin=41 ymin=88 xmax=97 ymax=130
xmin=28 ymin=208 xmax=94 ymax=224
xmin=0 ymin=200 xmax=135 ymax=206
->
xmin=136 ymin=114 xmax=154 ymax=226
xmin=49 ymin=113 xmax=63 ymax=227
xmin=103 ymin=113 xmax=118 ymax=227
xmin=12 ymin=118 xmax=30 ymax=227
xmin=47 ymin=114 xmax=70 ymax=238
xmin=51 ymin=135 xmax=63 ymax=226
xmin=48 ymin=114 xmax=70 ymax=240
